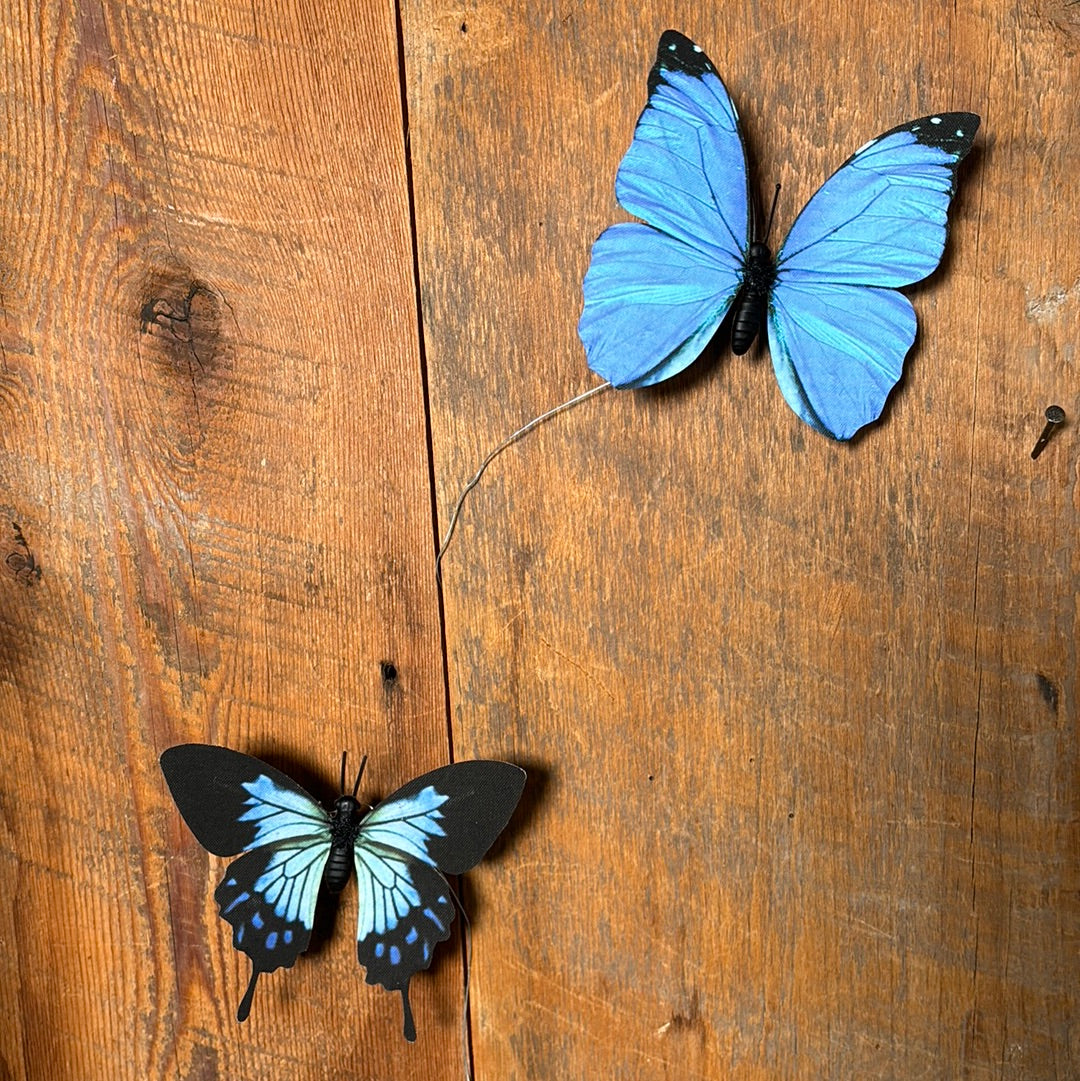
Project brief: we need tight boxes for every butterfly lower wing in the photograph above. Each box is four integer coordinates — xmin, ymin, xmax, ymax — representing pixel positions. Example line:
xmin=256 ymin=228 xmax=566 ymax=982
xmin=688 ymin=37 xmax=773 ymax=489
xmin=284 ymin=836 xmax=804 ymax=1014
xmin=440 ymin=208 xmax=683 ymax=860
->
xmin=580 ymin=31 xmax=750 ymax=387
xmin=768 ymin=281 xmax=916 ymax=439
xmin=579 ymin=222 xmax=742 ymax=387
xmin=770 ymin=113 xmax=978 ymax=438
xmin=352 ymin=760 xmax=525 ymax=1039
xmin=215 ymin=838 xmax=332 ymax=1019
xmin=353 ymin=847 xmax=456 ymax=1041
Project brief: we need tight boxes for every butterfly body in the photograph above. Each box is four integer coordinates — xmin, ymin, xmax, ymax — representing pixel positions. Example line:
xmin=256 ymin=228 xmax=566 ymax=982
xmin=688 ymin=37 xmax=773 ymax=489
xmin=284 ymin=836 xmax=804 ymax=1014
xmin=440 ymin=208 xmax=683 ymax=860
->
xmin=160 ymin=744 xmax=525 ymax=1039
xmin=579 ymin=30 xmax=979 ymax=440
xmin=730 ymin=240 xmax=775 ymax=355
xmin=323 ymin=794 xmax=365 ymax=892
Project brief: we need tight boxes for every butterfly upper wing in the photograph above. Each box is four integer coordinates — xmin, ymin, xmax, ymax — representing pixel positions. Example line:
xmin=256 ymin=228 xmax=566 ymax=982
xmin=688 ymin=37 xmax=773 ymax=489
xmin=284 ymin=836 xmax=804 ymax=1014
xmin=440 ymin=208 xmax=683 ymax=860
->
xmin=579 ymin=30 xmax=749 ymax=388
xmin=616 ymin=30 xmax=749 ymax=259
xmin=160 ymin=744 xmax=332 ymax=1019
xmin=352 ymin=761 xmax=526 ymax=1041
xmin=160 ymin=743 xmax=329 ymax=855
xmin=769 ymin=113 xmax=979 ymax=439
xmin=776 ymin=114 xmax=980 ymax=285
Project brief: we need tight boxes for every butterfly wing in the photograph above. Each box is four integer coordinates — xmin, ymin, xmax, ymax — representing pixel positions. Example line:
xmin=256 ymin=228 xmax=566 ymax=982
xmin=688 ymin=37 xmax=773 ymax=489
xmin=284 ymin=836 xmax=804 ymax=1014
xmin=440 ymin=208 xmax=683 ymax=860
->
xmin=352 ymin=760 xmax=526 ymax=1041
xmin=213 ymin=838 xmax=332 ymax=1019
xmin=579 ymin=30 xmax=750 ymax=388
xmin=160 ymin=744 xmax=332 ymax=1020
xmin=769 ymin=113 xmax=979 ymax=439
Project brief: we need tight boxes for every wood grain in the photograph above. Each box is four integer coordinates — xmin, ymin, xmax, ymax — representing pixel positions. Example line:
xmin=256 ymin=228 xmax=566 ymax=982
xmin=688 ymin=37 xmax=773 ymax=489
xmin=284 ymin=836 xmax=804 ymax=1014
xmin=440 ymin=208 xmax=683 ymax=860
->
xmin=1 ymin=0 xmax=1078 ymax=1078
xmin=406 ymin=1 xmax=1078 ymax=1079
xmin=0 ymin=1 xmax=459 ymax=1077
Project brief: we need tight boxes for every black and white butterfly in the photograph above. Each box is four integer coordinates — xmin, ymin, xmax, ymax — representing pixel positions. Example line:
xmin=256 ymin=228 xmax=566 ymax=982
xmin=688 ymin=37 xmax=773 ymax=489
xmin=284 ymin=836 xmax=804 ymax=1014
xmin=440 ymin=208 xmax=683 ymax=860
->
xmin=160 ymin=744 xmax=525 ymax=1039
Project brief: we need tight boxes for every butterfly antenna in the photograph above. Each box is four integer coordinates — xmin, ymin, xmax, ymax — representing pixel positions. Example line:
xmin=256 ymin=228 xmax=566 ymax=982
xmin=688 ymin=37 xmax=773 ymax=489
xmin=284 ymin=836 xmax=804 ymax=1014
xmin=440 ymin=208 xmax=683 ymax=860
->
xmin=763 ymin=182 xmax=782 ymax=243
xmin=435 ymin=381 xmax=612 ymax=579
xmin=339 ymin=751 xmax=348 ymax=795
xmin=351 ymin=754 xmax=368 ymax=799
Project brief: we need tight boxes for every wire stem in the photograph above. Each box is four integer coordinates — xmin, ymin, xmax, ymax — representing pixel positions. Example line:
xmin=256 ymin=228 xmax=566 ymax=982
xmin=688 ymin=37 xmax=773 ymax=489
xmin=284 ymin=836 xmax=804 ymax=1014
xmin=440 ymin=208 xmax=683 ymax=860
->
xmin=435 ymin=381 xmax=612 ymax=577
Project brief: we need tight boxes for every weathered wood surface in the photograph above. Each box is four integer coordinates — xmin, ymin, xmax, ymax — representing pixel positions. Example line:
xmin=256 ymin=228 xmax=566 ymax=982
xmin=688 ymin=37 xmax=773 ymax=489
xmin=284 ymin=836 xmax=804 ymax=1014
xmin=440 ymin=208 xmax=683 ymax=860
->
xmin=0 ymin=1 xmax=458 ymax=1077
xmin=0 ymin=0 xmax=1076 ymax=1079
xmin=408 ymin=2 xmax=1078 ymax=1079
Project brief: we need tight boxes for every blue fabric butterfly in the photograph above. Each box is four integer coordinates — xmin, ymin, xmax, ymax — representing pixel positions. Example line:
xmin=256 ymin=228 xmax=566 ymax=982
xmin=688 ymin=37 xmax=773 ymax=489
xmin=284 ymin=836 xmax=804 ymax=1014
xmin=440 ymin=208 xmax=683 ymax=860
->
xmin=160 ymin=744 xmax=525 ymax=1039
xmin=579 ymin=30 xmax=980 ymax=440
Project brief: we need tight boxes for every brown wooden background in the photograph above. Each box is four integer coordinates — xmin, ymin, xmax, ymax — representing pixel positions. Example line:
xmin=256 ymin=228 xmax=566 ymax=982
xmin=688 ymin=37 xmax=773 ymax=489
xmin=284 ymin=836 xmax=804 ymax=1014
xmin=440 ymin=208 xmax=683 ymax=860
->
xmin=0 ymin=0 xmax=1076 ymax=1078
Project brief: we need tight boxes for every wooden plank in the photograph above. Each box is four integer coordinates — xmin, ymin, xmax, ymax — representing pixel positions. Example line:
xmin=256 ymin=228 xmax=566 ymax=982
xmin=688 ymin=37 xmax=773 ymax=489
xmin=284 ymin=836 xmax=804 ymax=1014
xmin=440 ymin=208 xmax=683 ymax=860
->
xmin=406 ymin=2 xmax=1078 ymax=1078
xmin=0 ymin=1 xmax=459 ymax=1077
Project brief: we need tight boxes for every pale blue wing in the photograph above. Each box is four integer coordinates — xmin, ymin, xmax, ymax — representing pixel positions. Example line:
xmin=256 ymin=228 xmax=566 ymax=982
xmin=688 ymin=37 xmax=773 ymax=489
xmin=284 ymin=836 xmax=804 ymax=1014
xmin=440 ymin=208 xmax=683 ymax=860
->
xmin=579 ymin=30 xmax=750 ymax=388
xmin=351 ymin=760 xmax=524 ymax=1041
xmin=235 ymin=770 xmax=332 ymax=846
xmin=770 ymin=113 xmax=979 ymax=438
xmin=767 ymin=282 xmax=916 ymax=439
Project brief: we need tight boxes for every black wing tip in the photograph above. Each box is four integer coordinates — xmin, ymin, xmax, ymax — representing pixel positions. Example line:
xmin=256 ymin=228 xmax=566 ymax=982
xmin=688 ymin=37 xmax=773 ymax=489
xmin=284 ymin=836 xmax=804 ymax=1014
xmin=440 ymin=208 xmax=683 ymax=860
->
xmin=463 ymin=760 xmax=528 ymax=816
xmin=897 ymin=112 xmax=981 ymax=156
xmin=657 ymin=29 xmax=693 ymax=50
xmin=160 ymin=742 xmax=244 ymax=775
xmin=480 ymin=759 xmax=527 ymax=791
xmin=158 ymin=742 xmax=195 ymax=771
xmin=650 ymin=30 xmax=715 ymax=89
xmin=428 ymin=761 xmax=525 ymax=817
xmin=422 ymin=758 xmax=526 ymax=788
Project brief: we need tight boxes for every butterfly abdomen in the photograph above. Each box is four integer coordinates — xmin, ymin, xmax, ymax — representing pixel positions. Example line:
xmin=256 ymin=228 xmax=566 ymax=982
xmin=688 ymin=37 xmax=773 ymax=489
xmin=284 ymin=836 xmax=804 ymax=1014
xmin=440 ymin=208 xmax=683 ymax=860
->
xmin=731 ymin=242 xmax=775 ymax=355
xmin=324 ymin=795 xmax=364 ymax=893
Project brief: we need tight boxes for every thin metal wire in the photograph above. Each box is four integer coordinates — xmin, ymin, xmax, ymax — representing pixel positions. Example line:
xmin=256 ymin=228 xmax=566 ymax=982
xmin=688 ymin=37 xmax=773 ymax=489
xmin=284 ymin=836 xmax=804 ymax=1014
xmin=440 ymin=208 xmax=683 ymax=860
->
xmin=435 ymin=381 xmax=612 ymax=576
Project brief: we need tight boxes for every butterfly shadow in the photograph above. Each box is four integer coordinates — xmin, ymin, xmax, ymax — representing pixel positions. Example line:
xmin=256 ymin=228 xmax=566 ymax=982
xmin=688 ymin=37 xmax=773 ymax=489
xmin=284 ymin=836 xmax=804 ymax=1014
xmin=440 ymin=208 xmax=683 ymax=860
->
xmin=634 ymin=317 xmax=738 ymax=409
